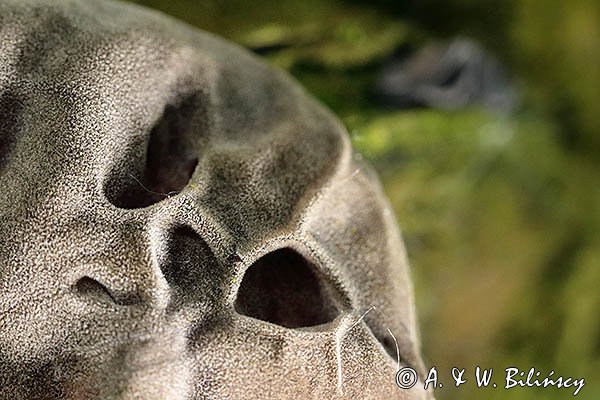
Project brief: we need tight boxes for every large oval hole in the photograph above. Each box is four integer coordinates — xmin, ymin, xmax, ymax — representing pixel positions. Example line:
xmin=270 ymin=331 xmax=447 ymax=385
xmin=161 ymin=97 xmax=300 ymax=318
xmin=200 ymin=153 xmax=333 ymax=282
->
xmin=234 ymin=248 xmax=340 ymax=329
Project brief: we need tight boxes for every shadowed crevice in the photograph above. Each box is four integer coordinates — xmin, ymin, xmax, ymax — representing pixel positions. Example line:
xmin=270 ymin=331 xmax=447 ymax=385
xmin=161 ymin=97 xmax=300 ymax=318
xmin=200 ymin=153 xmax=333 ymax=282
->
xmin=74 ymin=276 xmax=141 ymax=307
xmin=0 ymin=91 xmax=24 ymax=172
xmin=105 ymin=94 xmax=201 ymax=209
xmin=159 ymin=225 xmax=225 ymax=311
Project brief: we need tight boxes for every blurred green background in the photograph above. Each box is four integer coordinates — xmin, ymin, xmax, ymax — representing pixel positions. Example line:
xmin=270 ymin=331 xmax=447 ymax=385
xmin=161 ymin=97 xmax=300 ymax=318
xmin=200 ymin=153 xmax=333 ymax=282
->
xmin=129 ymin=1 xmax=599 ymax=398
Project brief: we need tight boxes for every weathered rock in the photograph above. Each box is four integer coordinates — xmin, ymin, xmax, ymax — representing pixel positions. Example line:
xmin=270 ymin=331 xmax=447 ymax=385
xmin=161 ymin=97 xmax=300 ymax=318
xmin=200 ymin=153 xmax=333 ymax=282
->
xmin=374 ymin=38 xmax=516 ymax=113
xmin=0 ymin=1 xmax=430 ymax=398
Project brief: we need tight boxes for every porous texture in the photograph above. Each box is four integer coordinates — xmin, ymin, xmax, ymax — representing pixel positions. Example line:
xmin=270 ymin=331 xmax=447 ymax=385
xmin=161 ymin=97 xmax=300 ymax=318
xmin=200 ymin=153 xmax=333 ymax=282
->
xmin=0 ymin=1 xmax=431 ymax=399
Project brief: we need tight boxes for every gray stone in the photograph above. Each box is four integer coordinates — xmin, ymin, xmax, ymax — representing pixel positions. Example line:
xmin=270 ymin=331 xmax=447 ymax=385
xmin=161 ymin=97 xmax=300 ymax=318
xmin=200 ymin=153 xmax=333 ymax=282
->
xmin=0 ymin=1 xmax=430 ymax=398
xmin=375 ymin=37 xmax=517 ymax=113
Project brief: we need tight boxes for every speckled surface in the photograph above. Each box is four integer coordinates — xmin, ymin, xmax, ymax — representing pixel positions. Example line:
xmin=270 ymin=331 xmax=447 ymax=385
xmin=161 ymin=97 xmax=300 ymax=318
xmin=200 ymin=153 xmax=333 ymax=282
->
xmin=0 ymin=1 xmax=431 ymax=398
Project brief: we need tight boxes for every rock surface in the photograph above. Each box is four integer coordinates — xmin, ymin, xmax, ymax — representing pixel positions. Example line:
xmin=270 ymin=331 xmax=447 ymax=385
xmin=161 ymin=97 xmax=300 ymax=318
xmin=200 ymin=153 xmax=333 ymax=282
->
xmin=0 ymin=1 xmax=429 ymax=399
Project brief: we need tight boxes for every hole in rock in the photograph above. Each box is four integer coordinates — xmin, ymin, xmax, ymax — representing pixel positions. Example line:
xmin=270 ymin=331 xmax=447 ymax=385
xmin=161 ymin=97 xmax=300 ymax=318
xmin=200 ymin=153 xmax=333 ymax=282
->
xmin=74 ymin=276 xmax=139 ymax=306
xmin=438 ymin=65 xmax=463 ymax=88
xmin=74 ymin=276 xmax=116 ymax=304
xmin=0 ymin=92 xmax=24 ymax=172
xmin=234 ymin=248 xmax=340 ymax=328
xmin=160 ymin=225 xmax=220 ymax=297
xmin=107 ymin=95 xmax=200 ymax=209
